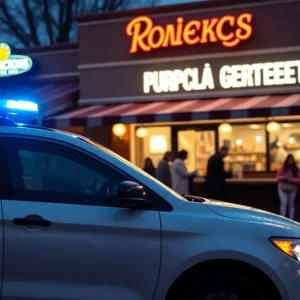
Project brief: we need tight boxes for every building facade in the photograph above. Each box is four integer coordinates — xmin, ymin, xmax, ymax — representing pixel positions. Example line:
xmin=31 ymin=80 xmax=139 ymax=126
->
xmin=46 ymin=0 xmax=300 ymax=175
xmin=3 ymin=0 xmax=300 ymax=214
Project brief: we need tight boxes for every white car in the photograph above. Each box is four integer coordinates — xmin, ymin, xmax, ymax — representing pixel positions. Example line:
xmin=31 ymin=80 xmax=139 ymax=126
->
xmin=0 ymin=101 xmax=299 ymax=300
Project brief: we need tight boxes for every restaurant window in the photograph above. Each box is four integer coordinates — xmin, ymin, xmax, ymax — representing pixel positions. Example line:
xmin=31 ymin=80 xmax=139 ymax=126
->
xmin=177 ymin=129 xmax=216 ymax=176
xmin=269 ymin=122 xmax=300 ymax=171
xmin=219 ymin=124 xmax=267 ymax=172
xmin=135 ymin=126 xmax=171 ymax=169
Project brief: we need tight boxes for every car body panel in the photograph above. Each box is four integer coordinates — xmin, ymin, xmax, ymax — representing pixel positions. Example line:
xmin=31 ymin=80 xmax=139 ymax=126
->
xmin=204 ymin=198 xmax=300 ymax=229
xmin=0 ymin=126 xmax=300 ymax=300
xmin=270 ymin=257 xmax=300 ymax=300
xmin=154 ymin=193 xmax=294 ymax=300
xmin=1 ymin=199 xmax=161 ymax=300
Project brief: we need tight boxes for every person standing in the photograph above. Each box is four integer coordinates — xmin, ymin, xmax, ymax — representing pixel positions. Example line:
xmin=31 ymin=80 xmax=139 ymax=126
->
xmin=204 ymin=146 xmax=232 ymax=201
xmin=143 ymin=157 xmax=156 ymax=177
xmin=270 ymin=141 xmax=288 ymax=165
xmin=276 ymin=154 xmax=300 ymax=220
xmin=156 ymin=151 xmax=173 ymax=187
xmin=172 ymin=150 xmax=198 ymax=195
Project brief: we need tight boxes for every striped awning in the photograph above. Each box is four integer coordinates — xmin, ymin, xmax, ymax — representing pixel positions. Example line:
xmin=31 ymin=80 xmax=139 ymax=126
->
xmin=34 ymin=82 xmax=79 ymax=117
xmin=44 ymin=94 xmax=300 ymax=128
xmin=1 ymin=82 xmax=79 ymax=118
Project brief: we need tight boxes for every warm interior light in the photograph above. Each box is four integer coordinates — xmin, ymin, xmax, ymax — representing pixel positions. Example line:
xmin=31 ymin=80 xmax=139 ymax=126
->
xmin=249 ymin=124 xmax=261 ymax=129
xmin=149 ymin=135 xmax=168 ymax=153
xmin=136 ymin=127 xmax=148 ymax=138
xmin=289 ymin=137 xmax=295 ymax=144
xmin=219 ymin=123 xmax=232 ymax=133
xmin=266 ymin=121 xmax=281 ymax=133
xmin=282 ymin=123 xmax=293 ymax=128
xmin=112 ymin=123 xmax=126 ymax=137
xmin=256 ymin=136 xmax=262 ymax=142
xmin=236 ymin=139 xmax=243 ymax=146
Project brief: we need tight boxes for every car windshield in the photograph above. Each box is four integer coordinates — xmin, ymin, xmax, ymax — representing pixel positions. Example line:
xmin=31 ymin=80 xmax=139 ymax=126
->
xmin=74 ymin=135 xmax=189 ymax=202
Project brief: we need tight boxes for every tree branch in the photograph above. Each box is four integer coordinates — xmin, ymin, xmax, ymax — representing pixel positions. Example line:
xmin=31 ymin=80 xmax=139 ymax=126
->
xmin=0 ymin=0 xmax=158 ymax=47
xmin=57 ymin=0 xmax=75 ymax=43
xmin=43 ymin=0 xmax=55 ymax=44
xmin=0 ymin=0 xmax=31 ymax=46
xmin=23 ymin=0 xmax=40 ymax=45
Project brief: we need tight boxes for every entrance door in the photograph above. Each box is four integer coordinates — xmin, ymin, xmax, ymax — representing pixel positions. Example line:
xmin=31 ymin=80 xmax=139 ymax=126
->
xmin=177 ymin=129 xmax=216 ymax=176
xmin=1 ymin=136 xmax=161 ymax=300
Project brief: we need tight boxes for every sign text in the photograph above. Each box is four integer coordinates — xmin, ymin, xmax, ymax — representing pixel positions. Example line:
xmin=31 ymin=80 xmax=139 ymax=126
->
xmin=143 ymin=60 xmax=300 ymax=93
xmin=0 ymin=43 xmax=33 ymax=77
xmin=126 ymin=13 xmax=253 ymax=54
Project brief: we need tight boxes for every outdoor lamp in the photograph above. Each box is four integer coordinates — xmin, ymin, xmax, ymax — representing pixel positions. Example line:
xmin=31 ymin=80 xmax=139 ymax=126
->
xmin=266 ymin=121 xmax=281 ymax=133
xmin=219 ymin=123 xmax=232 ymax=133
xmin=112 ymin=123 xmax=126 ymax=138
xmin=136 ymin=127 xmax=148 ymax=138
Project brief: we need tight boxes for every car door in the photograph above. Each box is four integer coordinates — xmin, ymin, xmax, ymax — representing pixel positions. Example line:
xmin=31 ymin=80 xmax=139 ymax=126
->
xmin=0 ymin=141 xmax=7 ymax=297
xmin=1 ymin=136 xmax=161 ymax=300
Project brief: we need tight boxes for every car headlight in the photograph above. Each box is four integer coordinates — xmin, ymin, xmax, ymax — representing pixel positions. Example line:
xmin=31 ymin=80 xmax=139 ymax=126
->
xmin=270 ymin=238 xmax=300 ymax=261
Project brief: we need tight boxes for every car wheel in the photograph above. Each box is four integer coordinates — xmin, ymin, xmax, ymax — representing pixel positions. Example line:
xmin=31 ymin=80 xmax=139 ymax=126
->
xmin=172 ymin=270 xmax=275 ymax=300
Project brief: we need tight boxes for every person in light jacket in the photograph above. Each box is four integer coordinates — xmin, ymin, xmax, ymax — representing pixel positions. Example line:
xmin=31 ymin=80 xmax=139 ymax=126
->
xmin=172 ymin=150 xmax=198 ymax=195
xmin=156 ymin=151 xmax=173 ymax=187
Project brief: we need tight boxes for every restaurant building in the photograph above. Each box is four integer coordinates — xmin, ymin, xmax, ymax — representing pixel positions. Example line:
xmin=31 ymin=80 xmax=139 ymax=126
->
xmin=3 ymin=0 xmax=300 ymax=213
xmin=44 ymin=0 xmax=300 ymax=175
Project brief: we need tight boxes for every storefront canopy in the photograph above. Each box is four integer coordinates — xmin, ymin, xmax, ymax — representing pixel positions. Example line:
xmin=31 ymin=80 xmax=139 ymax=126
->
xmin=35 ymin=82 xmax=79 ymax=117
xmin=44 ymin=94 xmax=300 ymax=128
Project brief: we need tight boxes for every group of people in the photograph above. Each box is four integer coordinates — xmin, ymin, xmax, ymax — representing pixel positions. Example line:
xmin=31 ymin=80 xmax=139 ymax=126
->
xmin=143 ymin=146 xmax=232 ymax=198
xmin=143 ymin=150 xmax=197 ymax=195
xmin=144 ymin=147 xmax=300 ymax=221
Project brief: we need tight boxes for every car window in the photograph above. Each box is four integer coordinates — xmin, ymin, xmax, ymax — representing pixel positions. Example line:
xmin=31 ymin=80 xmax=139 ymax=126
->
xmin=5 ymin=138 xmax=126 ymax=207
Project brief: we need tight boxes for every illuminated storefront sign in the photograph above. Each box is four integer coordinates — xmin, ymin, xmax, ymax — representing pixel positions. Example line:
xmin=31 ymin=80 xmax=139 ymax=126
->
xmin=126 ymin=13 xmax=253 ymax=54
xmin=143 ymin=60 xmax=300 ymax=94
xmin=0 ymin=43 xmax=33 ymax=77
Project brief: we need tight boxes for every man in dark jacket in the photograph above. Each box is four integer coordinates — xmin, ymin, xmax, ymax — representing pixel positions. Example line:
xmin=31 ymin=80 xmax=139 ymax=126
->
xmin=204 ymin=146 xmax=232 ymax=201
xmin=156 ymin=151 xmax=173 ymax=187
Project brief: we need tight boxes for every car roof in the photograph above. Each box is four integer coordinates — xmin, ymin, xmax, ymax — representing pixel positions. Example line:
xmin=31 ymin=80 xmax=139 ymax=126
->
xmin=0 ymin=124 xmax=82 ymax=142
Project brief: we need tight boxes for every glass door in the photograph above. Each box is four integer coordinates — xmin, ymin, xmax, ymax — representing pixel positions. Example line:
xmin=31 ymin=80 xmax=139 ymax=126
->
xmin=178 ymin=129 xmax=216 ymax=176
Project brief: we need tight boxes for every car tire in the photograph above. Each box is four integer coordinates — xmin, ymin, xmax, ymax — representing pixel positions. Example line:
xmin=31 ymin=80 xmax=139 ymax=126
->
xmin=171 ymin=270 xmax=277 ymax=300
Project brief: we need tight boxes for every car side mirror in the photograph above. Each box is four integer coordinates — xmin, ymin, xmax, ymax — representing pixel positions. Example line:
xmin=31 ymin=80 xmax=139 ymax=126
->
xmin=118 ymin=181 xmax=153 ymax=209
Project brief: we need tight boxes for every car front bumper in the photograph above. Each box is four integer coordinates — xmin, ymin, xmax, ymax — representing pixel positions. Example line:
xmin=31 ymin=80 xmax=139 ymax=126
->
xmin=270 ymin=257 xmax=300 ymax=299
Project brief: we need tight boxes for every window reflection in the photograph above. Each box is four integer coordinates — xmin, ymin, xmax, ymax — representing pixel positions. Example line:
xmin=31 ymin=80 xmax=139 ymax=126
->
xmin=136 ymin=126 xmax=171 ymax=169
xmin=219 ymin=124 xmax=267 ymax=172
xmin=269 ymin=122 xmax=300 ymax=171
xmin=178 ymin=130 xmax=215 ymax=175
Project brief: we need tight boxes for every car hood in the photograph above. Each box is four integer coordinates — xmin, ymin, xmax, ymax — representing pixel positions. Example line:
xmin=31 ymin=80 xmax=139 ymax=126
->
xmin=203 ymin=198 xmax=300 ymax=230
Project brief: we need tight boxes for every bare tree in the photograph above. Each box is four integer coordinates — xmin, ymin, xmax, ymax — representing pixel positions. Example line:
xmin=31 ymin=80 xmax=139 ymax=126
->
xmin=0 ymin=0 xmax=156 ymax=47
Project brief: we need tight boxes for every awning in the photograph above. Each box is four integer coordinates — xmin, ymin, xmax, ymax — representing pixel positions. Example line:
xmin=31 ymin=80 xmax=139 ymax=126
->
xmin=44 ymin=94 xmax=300 ymax=128
xmin=34 ymin=82 xmax=79 ymax=117
xmin=1 ymin=82 xmax=79 ymax=118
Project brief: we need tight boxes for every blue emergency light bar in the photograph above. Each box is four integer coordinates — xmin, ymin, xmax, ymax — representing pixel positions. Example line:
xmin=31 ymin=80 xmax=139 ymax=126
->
xmin=0 ymin=99 xmax=39 ymax=125
xmin=0 ymin=100 xmax=38 ymax=112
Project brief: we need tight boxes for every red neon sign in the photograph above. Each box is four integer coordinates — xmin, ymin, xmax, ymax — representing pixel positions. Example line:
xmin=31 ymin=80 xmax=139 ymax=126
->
xmin=126 ymin=13 xmax=253 ymax=54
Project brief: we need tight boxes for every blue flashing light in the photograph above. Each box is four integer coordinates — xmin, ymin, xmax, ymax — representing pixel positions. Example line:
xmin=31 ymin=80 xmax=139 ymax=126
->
xmin=2 ymin=100 xmax=38 ymax=112
xmin=0 ymin=99 xmax=39 ymax=125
